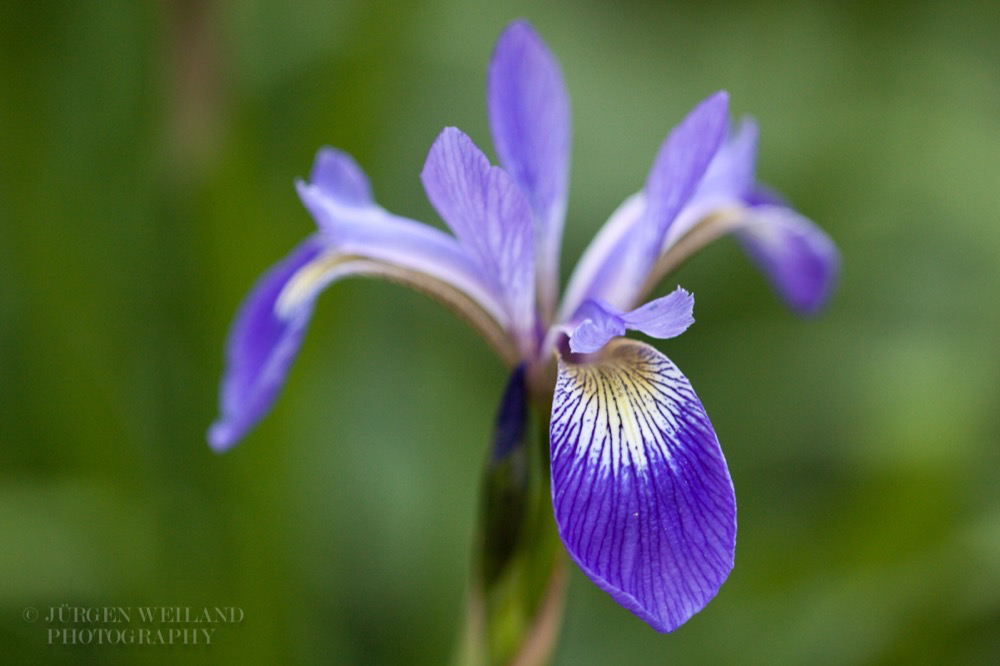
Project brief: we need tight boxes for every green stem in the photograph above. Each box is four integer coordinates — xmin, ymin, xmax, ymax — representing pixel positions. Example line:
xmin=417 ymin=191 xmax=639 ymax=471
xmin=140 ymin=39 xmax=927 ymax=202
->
xmin=456 ymin=386 xmax=567 ymax=666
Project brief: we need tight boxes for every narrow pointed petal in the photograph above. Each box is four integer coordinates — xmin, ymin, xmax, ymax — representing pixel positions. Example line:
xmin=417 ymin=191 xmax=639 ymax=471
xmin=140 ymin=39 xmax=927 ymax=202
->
xmin=569 ymin=288 xmax=695 ymax=355
xmin=637 ymin=120 xmax=839 ymax=314
xmin=208 ymin=237 xmax=326 ymax=451
xmin=488 ymin=20 xmax=571 ymax=317
xmin=559 ymin=93 xmax=730 ymax=314
xmin=737 ymin=204 xmax=840 ymax=313
xmin=550 ymin=340 xmax=736 ymax=632
xmin=631 ymin=92 xmax=730 ymax=276
xmin=421 ymin=127 xmax=536 ymax=351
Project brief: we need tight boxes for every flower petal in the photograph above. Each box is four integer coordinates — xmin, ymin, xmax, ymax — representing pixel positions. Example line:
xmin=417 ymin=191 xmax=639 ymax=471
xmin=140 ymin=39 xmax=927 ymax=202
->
xmin=308 ymin=146 xmax=374 ymax=207
xmin=208 ymin=237 xmax=326 ymax=451
xmin=616 ymin=92 xmax=729 ymax=297
xmin=568 ymin=300 xmax=626 ymax=355
xmin=558 ymin=193 xmax=645 ymax=323
xmin=662 ymin=117 xmax=758 ymax=250
xmin=620 ymin=287 xmax=695 ymax=339
xmin=275 ymin=253 xmax=520 ymax=366
xmin=558 ymin=92 xmax=729 ymax=315
xmin=297 ymin=152 xmax=510 ymax=329
xmin=568 ymin=288 xmax=696 ymax=355
xmin=550 ymin=339 xmax=736 ymax=632
xmin=488 ymin=20 xmax=571 ymax=318
xmin=637 ymin=119 xmax=839 ymax=315
xmin=421 ymin=127 xmax=536 ymax=352
xmin=737 ymin=204 xmax=840 ymax=314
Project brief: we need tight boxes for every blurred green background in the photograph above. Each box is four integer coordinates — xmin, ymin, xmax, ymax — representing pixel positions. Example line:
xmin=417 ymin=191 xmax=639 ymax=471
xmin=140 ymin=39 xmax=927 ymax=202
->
xmin=3 ymin=0 xmax=999 ymax=663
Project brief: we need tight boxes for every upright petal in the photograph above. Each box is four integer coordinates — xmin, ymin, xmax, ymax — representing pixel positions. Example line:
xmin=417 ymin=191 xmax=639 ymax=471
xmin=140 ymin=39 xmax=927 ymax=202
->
xmin=642 ymin=91 xmax=731 ymax=255
xmin=421 ymin=128 xmax=536 ymax=353
xmin=488 ymin=20 xmax=571 ymax=319
xmin=559 ymin=92 xmax=729 ymax=314
xmin=208 ymin=237 xmax=326 ymax=451
xmin=737 ymin=204 xmax=840 ymax=313
xmin=558 ymin=193 xmax=645 ymax=323
xmin=550 ymin=340 xmax=736 ymax=632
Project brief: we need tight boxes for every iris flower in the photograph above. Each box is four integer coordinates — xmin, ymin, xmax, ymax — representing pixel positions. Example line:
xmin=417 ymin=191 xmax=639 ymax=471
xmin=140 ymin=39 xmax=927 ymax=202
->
xmin=208 ymin=21 xmax=837 ymax=634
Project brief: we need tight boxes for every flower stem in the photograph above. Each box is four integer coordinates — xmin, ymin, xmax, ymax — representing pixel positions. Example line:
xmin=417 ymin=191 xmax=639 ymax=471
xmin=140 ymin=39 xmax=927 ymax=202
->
xmin=456 ymin=371 xmax=566 ymax=666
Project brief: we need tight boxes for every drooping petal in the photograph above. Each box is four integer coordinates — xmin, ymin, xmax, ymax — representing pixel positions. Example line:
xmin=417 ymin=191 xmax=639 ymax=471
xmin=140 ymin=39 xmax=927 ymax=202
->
xmin=568 ymin=288 xmax=695 ymax=354
xmin=488 ymin=19 xmax=571 ymax=318
xmin=557 ymin=92 xmax=730 ymax=315
xmin=736 ymin=204 xmax=840 ymax=314
xmin=274 ymin=254 xmax=520 ymax=366
xmin=550 ymin=339 xmax=736 ymax=632
xmin=421 ymin=127 xmax=536 ymax=352
xmin=208 ymin=237 xmax=326 ymax=451
xmin=297 ymin=182 xmax=508 ymax=327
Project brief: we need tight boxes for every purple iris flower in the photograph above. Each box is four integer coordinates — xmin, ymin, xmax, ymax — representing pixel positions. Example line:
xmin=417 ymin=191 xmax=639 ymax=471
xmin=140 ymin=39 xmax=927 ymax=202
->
xmin=208 ymin=21 xmax=838 ymax=633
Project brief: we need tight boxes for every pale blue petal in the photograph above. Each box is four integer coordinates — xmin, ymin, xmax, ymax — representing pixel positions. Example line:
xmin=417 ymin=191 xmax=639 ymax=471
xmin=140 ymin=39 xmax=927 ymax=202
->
xmin=558 ymin=193 xmax=645 ymax=323
xmin=297 ymin=151 xmax=510 ymax=327
xmin=421 ymin=127 xmax=536 ymax=351
xmin=620 ymin=288 xmax=695 ymax=339
xmin=488 ymin=20 xmax=571 ymax=317
xmin=550 ymin=340 xmax=736 ymax=632
xmin=568 ymin=300 xmax=626 ymax=354
xmin=631 ymin=92 xmax=730 ymax=278
xmin=309 ymin=146 xmax=374 ymax=207
xmin=569 ymin=287 xmax=695 ymax=354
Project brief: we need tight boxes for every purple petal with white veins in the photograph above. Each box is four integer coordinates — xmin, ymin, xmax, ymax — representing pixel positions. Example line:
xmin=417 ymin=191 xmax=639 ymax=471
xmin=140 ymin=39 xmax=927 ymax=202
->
xmin=421 ymin=127 xmax=536 ymax=352
xmin=737 ymin=204 xmax=840 ymax=314
xmin=208 ymin=237 xmax=326 ymax=451
xmin=488 ymin=20 xmax=571 ymax=317
xmin=550 ymin=340 xmax=736 ymax=633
